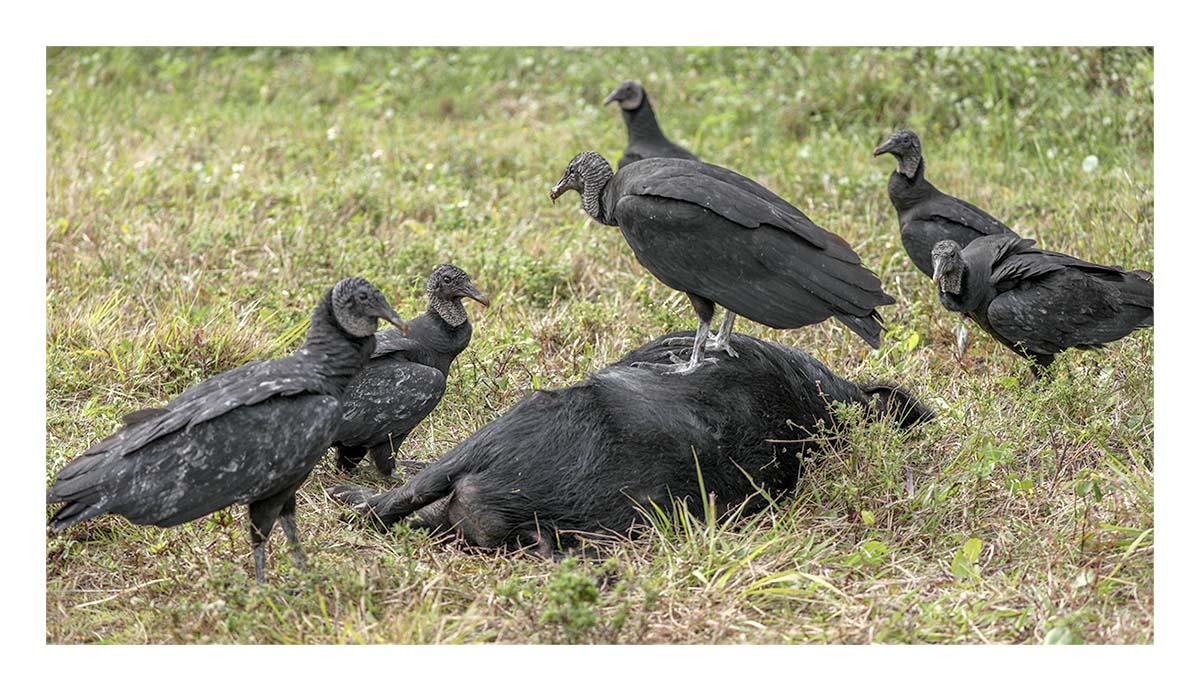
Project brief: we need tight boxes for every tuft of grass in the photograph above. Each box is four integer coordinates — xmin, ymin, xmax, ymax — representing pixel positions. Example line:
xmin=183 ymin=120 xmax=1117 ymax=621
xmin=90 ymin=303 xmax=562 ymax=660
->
xmin=46 ymin=47 xmax=1152 ymax=644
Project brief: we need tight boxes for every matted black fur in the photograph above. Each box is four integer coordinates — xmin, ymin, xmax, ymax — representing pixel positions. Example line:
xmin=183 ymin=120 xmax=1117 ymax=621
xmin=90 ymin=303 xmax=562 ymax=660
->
xmin=331 ymin=333 xmax=932 ymax=555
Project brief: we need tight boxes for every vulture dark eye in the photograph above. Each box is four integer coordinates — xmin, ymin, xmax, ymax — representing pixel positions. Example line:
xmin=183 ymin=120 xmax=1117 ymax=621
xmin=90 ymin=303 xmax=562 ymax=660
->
xmin=356 ymin=290 xmax=369 ymax=301
xmin=442 ymin=275 xmax=452 ymax=284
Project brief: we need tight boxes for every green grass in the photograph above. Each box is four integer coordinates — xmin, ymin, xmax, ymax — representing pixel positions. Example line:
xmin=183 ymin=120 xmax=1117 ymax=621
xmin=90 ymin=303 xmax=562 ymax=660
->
xmin=45 ymin=47 xmax=1153 ymax=644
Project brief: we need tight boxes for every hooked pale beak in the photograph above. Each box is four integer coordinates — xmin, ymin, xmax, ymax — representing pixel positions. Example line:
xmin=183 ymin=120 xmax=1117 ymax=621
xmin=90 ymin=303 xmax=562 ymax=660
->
xmin=931 ymin=260 xmax=945 ymax=285
xmin=380 ymin=304 xmax=409 ymax=336
xmin=549 ymin=175 xmax=570 ymax=203
xmin=872 ymin=138 xmax=895 ymax=157
xmin=603 ymin=86 xmax=622 ymax=106
xmin=461 ymin=281 xmax=491 ymax=308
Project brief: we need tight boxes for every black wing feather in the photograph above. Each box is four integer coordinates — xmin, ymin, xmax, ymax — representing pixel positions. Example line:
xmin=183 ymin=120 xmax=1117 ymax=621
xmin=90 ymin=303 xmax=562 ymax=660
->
xmin=615 ymin=159 xmax=861 ymax=262
xmin=337 ymin=360 xmax=447 ymax=449
xmin=614 ymin=195 xmax=890 ymax=344
xmin=50 ymin=395 xmax=342 ymax=530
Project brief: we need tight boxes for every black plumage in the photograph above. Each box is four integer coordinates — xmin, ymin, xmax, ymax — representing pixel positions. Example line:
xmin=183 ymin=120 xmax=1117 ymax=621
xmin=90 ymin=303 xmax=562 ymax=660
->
xmin=47 ymin=277 xmax=407 ymax=582
xmin=550 ymin=152 xmax=895 ymax=374
xmin=334 ymin=265 xmax=489 ymax=476
xmin=330 ymin=332 xmax=932 ymax=555
xmin=874 ymin=129 xmax=1017 ymax=278
xmin=931 ymin=236 xmax=1154 ymax=377
xmin=604 ymin=80 xmax=698 ymax=169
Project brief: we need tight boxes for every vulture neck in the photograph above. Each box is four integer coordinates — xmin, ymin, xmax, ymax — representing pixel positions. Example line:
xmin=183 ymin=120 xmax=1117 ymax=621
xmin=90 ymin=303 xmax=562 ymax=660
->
xmin=429 ymin=294 xmax=469 ymax=328
xmin=887 ymin=157 xmax=935 ymax=212
xmin=296 ymin=292 xmax=375 ymax=391
xmin=623 ymin=100 xmax=671 ymax=146
xmin=938 ymin=264 xmax=989 ymax=314
xmin=405 ymin=308 xmax=473 ymax=375
xmin=581 ymin=165 xmax=615 ymax=225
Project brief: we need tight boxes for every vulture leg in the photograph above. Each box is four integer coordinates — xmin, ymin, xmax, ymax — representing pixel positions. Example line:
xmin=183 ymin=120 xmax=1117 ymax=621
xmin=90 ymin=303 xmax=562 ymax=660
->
xmin=635 ymin=294 xmax=719 ymax=374
xmin=662 ymin=310 xmax=738 ymax=358
xmin=335 ymin=444 xmax=367 ymax=473
xmin=955 ymin=317 xmax=970 ymax=358
xmin=248 ymin=500 xmax=284 ymax=583
xmin=1030 ymin=353 xmax=1056 ymax=381
xmin=279 ymin=495 xmax=307 ymax=571
xmin=368 ymin=440 xmax=397 ymax=477
xmin=707 ymin=310 xmax=739 ymax=358
xmin=633 ymin=319 xmax=717 ymax=375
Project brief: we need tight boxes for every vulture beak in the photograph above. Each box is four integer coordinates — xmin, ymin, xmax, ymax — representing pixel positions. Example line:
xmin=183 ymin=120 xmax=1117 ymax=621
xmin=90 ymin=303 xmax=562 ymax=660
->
xmin=549 ymin=175 xmax=570 ymax=203
xmin=872 ymin=137 xmax=895 ymax=157
xmin=380 ymin=304 xmax=410 ymax=336
xmin=931 ymin=259 xmax=945 ymax=286
xmin=461 ymin=280 xmax=491 ymax=308
xmin=602 ymin=87 xmax=622 ymax=106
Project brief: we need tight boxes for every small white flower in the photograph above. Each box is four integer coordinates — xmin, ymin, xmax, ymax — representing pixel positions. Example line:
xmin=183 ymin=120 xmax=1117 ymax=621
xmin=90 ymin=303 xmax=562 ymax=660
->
xmin=372 ymin=149 xmax=384 ymax=159
xmin=384 ymin=108 xmax=395 ymax=119
xmin=1082 ymin=155 xmax=1099 ymax=173
xmin=192 ymin=162 xmax=204 ymax=172
xmin=326 ymin=127 xmax=339 ymax=141
xmin=1046 ymin=148 xmax=1056 ymax=160
xmin=425 ymin=162 xmax=434 ymax=171
xmin=456 ymin=199 xmax=469 ymax=208
xmin=231 ymin=163 xmax=245 ymax=173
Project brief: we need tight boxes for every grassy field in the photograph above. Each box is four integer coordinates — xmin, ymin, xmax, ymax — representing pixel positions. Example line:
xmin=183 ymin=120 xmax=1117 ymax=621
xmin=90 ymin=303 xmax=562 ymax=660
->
xmin=45 ymin=47 xmax=1153 ymax=644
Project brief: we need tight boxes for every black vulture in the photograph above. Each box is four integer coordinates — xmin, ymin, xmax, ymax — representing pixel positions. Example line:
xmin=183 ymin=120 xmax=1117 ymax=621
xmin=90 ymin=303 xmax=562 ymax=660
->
xmin=604 ymin=80 xmax=698 ymax=169
xmin=334 ymin=264 xmax=489 ymax=476
xmin=874 ymin=129 xmax=1017 ymax=276
xmin=46 ymin=277 xmax=406 ymax=582
xmin=931 ymin=236 xmax=1154 ymax=378
xmin=874 ymin=129 xmax=1019 ymax=354
xmin=550 ymin=152 xmax=895 ymax=374
xmin=331 ymin=332 xmax=933 ymax=555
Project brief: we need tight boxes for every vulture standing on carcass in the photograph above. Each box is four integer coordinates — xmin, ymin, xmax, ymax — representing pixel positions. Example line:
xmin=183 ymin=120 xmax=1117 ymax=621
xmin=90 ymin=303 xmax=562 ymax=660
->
xmin=550 ymin=151 xmax=894 ymax=374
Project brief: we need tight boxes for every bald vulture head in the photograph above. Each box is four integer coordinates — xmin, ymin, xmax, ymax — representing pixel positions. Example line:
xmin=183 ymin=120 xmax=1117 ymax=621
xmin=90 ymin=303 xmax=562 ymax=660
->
xmin=331 ymin=277 xmax=408 ymax=337
xmin=874 ymin=129 xmax=924 ymax=179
